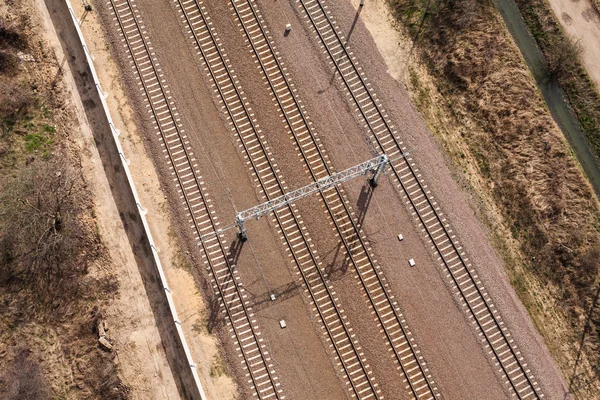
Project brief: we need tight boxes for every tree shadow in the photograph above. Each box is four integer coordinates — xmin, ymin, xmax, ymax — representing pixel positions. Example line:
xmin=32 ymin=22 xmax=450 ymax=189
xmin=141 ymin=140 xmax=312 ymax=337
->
xmin=567 ymin=282 xmax=600 ymax=397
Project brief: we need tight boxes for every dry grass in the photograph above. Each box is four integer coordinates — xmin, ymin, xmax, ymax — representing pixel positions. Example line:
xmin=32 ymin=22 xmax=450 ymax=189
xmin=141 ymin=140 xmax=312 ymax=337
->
xmin=389 ymin=0 xmax=600 ymax=396
xmin=0 ymin=2 xmax=127 ymax=399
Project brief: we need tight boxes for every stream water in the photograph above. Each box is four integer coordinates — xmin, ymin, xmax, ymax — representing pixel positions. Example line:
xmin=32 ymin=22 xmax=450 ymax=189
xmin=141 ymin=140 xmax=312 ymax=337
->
xmin=493 ymin=0 xmax=600 ymax=196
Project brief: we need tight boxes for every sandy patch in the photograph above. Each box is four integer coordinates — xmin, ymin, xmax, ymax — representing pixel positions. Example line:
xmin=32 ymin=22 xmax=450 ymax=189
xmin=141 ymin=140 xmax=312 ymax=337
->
xmin=548 ymin=0 xmax=600 ymax=91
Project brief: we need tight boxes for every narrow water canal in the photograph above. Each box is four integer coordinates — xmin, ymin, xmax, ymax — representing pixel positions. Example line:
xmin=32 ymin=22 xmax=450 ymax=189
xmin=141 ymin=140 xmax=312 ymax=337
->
xmin=494 ymin=0 xmax=600 ymax=196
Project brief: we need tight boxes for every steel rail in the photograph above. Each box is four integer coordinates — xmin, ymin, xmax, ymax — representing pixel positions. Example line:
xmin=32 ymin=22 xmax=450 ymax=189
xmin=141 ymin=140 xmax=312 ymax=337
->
xmin=229 ymin=0 xmax=439 ymax=398
xmin=175 ymin=1 xmax=379 ymax=397
xmin=108 ymin=2 xmax=280 ymax=398
xmin=295 ymin=0 xmax=543 ymax=398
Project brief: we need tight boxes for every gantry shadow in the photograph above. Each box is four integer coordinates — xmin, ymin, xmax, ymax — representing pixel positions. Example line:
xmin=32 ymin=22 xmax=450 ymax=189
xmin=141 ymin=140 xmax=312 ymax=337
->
xmin=206 ymin=234 xmax=303 ymax=324
xmin=207 ymin=180 xmax=377 ymax=324
xmin=244 ymin=281 xmax=301 ymax=313
xmin=355 ymin=181 xmax=374 ymax=233
xmin=206 ymin=236 xmax=245 ymax=333
xmin=323 ymin=182 xmax=374 ymax=280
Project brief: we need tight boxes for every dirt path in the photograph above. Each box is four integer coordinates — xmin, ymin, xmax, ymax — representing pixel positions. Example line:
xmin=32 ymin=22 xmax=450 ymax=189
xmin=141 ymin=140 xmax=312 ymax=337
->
xmin=548 ymin=0 xmax=600 ymax=90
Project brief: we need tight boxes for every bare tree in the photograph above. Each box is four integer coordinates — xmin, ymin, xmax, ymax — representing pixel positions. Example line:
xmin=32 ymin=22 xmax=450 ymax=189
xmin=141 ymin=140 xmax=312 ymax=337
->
xmin=0 ymin=158 xmax=100 ymax=318
xmin=546 ymin=36 xmax=582 ymax=81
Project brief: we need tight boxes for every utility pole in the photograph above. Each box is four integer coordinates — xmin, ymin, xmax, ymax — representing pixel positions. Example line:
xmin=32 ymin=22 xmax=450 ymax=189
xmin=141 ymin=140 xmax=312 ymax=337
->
xmin=236 ymin=154 xmax=390 ymax=241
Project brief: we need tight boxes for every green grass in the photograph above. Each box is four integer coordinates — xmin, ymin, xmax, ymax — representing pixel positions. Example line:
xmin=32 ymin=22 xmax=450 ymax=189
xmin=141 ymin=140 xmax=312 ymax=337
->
xmin=42 ymin=124 xmax=56 ymax=133
xmin=24 ymin=132 xmax=53 ymax=155
xmin=209 ymin=355 xmax=226 ymax=378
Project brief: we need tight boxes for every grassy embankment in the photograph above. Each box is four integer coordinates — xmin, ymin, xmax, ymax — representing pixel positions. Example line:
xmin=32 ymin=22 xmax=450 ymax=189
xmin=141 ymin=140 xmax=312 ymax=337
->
xmin=388 ymin=0 xmax=600 ymax=396
xmin=0 ymin=2 xmax=126 ymax=398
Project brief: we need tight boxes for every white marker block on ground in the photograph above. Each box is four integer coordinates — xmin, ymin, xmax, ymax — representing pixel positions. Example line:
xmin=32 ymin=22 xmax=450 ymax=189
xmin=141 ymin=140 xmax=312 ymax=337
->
xmin=408 ymin=258 xmax=416 ymax=267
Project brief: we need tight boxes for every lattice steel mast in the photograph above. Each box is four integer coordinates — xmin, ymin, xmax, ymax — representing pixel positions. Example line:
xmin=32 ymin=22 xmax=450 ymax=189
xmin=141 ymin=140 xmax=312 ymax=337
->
xmin=236 ymin=154 xmax=390 ymax=241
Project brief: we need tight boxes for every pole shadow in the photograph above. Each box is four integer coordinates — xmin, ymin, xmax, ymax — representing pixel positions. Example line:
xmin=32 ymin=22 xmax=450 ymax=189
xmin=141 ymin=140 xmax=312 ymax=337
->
xmin=206 ymin=237 xmax=245 ymax=333
xmin=346 ymin=3 xmax=363 ymax=46
xmin=321 ymin=3 xmax=363 ymax=91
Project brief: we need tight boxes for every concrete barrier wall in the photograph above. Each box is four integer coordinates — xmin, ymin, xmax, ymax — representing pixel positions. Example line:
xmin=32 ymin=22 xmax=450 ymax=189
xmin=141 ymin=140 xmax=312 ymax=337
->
xmin=63 ymin=2 xmax=207 ymax=399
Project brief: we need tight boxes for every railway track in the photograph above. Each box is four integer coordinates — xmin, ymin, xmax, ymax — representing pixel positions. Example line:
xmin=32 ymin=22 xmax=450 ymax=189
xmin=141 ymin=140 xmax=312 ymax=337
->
xmin=174 ymin=0 xmax=380 ymax=397
xmin=227 ymin=0 xmax=440 ymax=399
xmin=294 ymin=0 xmax=544 ymax=398
xmin=107 ymin=1 xmax=282 ymax=398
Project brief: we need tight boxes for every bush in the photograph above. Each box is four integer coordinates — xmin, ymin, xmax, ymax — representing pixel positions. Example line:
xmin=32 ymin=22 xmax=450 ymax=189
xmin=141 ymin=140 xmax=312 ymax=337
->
xmin=0 ymin=17 xmax=27 ymax=51
xmin=0 ymin=17 xmax=27 ymax=75
xmin=0 ymin=158 xmax=102 ymax=319
xmin=0 ymin=80 xmax=35 ymax=124
xmin=0 ymin=50 xmax=19 ymax=74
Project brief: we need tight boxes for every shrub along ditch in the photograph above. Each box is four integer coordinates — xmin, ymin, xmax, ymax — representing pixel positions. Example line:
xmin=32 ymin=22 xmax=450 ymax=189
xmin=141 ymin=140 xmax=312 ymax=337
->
xmin=515 ymin=0 xmax=600 ymax=162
